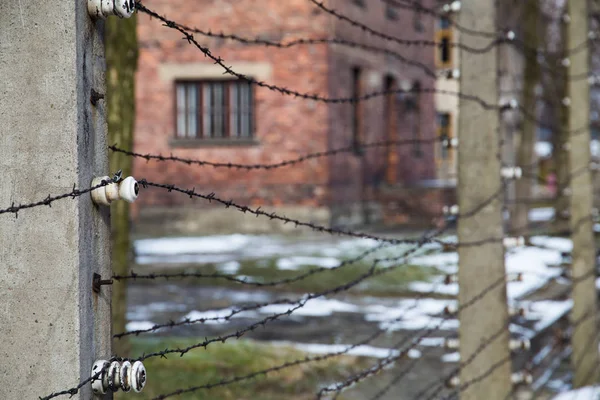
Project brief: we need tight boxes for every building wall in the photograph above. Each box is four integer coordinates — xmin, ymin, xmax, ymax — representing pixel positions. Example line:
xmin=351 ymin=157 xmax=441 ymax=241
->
xmin=435 ymin=78 xmax=459 ymax=181
xmin=326 ymin=0 xmax=438 ymax=226
xmin=134 ymin=0 xmax=331 ymax=224
xmin=434 ymin=6 xmax=460 ymax=182
xmin=133 ymin=0 xmax=441 ymax=235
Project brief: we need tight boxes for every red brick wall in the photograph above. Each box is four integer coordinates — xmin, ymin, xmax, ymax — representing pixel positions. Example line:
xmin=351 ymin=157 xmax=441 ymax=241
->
xmin=134 ymin=0 xmax=331 ymax=213
xmin=133 ymin=0 xmax=440 ymax=228
xmin=325 ymin=0 xmax=438 ymax=223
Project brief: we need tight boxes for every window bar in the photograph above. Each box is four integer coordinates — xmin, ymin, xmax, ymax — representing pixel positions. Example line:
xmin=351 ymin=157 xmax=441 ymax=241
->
xmin=224 ymin=81 xmax=231 ymax=138
xmin=176 ymin=83 xmax=186 ymax=138
xmin=196 ymin=82 xmax=204 ymax=138
xmin=187 ymin=83 xmax=197 ymax=138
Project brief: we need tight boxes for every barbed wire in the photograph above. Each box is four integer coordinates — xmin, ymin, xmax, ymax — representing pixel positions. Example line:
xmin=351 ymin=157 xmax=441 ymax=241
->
xmin=0 ymin=179 xmax=113 ymax=218
xmin=109 ymin=138 xmax=441 ymax=171
xmin=148 ymin=268 xmax=454 ymax=399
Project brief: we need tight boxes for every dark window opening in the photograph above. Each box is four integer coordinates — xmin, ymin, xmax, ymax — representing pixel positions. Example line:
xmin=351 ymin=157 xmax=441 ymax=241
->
xmin=440 ymin=37 xmax=451 ymax=63
xmin=437 ymin=112 xmax=452 ymax=160
xmin=175 ymin=80 xmax=254 ymax=140
xmin=352 ymin=67 xmax=363 ymax=155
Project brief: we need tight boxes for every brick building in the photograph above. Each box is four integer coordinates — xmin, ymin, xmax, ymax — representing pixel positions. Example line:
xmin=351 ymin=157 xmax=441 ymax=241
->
xmin=133 ymin=0 xmax=446 ymax=235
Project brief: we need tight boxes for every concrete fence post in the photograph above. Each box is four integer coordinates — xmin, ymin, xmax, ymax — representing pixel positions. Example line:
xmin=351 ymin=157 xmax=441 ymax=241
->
xmin=0 ymin=1 xmax=111 ymax=398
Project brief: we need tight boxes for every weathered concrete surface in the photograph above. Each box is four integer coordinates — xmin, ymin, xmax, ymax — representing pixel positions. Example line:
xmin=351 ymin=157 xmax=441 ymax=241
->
xmin=0 ymin=1 xmax=111 ymax=399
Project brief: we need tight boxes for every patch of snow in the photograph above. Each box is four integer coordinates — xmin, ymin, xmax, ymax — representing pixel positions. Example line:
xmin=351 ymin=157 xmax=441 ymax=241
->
xmin=522 ymin=300 xmax=573 ymax=333
xmin=409 ymin=281 xmax=458 ymax=296
xmin=275 ymin=342 xmax=402 ymax=359
xmin=127 ymin=302 xmax=187 ymax=320
xmin=182 ymin=308 xmax=259 ymax=324
xmin=276 ymin=256 xmax=341 ymax=271
xmin=365 ymin=298 xmax=457 ymax=331
xmin=126 ymin=320 xmax=156 ymax=332
xmin=136 ymin=254 xmax=232 ymax=265
xmin=442 ymin=352 xmax=460 ymax=363
xmin=135 ymin=234 xmax=253 ymax=256
xmin=218 ymin=261 xmax=241 ymax=274
xmin=410 ymin=252 xmax=458 ymax=274
xmin=551 ymin=386 xmax=600 ymax=400
xmin=259 ymin=298 xmax=360 ymax=317
xmin=529 ymin=236 xmax=573 ymax=253
xmin=529 ymin=207 xmax=555 ymax=222
xmin=418 ymin=337 xmax=447 ymax=347
xmin=536 ymin=141 xmax=552 ymax=158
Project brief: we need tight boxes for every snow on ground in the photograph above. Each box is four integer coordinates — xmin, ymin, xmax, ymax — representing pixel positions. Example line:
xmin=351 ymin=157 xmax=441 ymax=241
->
xmin=134 ymin=235 xmax=386 ymax=265
xmin=133 ymin=234 xmax=438 ymax=270
xmin=408 ymin=237 xmax=566 ymax=301
xmin=529 ymin=207 xmax=555 ymax=222
xmin=523 ymin=300 xmax=573 ymax=333
xmin=130 ymin=233 xmax=579 ymax=355
xmin=183 ymin=308 xmax=259 ymax=324
xmin=126 ymin=320 xmax=157 ymax=332
xmin=270 ymin=341 xmax=422 ymax=359
xmin=259 ymin=298 xmax=360 ymax=317
xmin=364 ymin=298 xmax=457 ymax=331
xmin=551 ymin=386 xmax=600 ymax=399
xmin=218 ymin=261 xmax=241 ymax=274
xmin=441 ymin=352 xmax=460 ymax=363
xmin=276 ymin=256 xmax=340 ymax=270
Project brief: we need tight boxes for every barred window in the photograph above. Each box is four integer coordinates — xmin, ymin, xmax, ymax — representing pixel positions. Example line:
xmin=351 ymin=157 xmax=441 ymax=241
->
xmin=175 ymin=80 xmax=254 ymax=139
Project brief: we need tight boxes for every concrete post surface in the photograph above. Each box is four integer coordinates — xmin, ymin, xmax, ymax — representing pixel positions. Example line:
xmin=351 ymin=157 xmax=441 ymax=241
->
xmin=457 ymin=1 xmax=512 ymax=399
xmin=0 ymin=1 xmax=111 ymax=399
xmin=567 ymin=0 xmax=600 ymax=387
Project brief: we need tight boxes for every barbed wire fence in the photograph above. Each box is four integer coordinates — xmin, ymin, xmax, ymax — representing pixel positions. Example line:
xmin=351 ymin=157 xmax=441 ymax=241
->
xmin=2 ymin=0 xmax=600 ymax=398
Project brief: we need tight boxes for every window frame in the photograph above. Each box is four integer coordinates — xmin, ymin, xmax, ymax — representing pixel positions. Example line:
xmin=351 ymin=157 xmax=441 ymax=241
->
xmin=436 ymin=111 xmax=453 ymax=161
xmin=351 ymin=66 xmax=364 ymax=156
xmin=435 ymin=19 xmax=454 ymax=69
xmin=171 ymin=79 xmax=257 ymax=147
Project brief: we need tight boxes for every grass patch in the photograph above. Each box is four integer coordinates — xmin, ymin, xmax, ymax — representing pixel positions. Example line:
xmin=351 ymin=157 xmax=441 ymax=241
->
xmin=116 ymin=337 xmax=371 ymax=400
xmin=131 ymin=256 xmax=443 ymax=297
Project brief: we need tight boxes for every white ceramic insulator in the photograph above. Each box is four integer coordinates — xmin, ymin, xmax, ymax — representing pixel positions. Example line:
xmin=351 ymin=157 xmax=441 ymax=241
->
xmin=88 ymin=0 xmax=135 ymax=19
xmin=91 ymin=175 xmax=139 ymax=206
xmin=504 ymin=237 xmax=524 ymax=248
xmin=506 ymin=31 xmax=515 ymax=41
xmin=509 ymin=339 xmax=531 ymax=351
xmin=131 ymin=361 xmax=147 ymax=393
xmin=450 ymin=1 xmax=461 ymax=12
xmin=447 ymin=375 xmax=460 ymax=388
xmin=107 ymin=361 xmax=121 ymax=392
xmin=561 ymin=58 xmax=571 ymax=67
xmin=562 ymin=97 xmax=571 ymax=107
xmin=119 ymin=176 xmax=139 ymax=203
xmin=445 ymin=338 xmax=460 ymax=349
xmin=443 ymin=205 xmax=459 ymax=216
xmin=511 ymin=371 xmax=533 ymax=385
xmin=120 ymin=361 xmax=132 ymax=392
xmin=91 ymin=176 xmax=117 ymax=206
xmin=91 ymin=360 xmax=110 ymax=395
xmin=501 ymin=167 xmax=522 ymax=179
